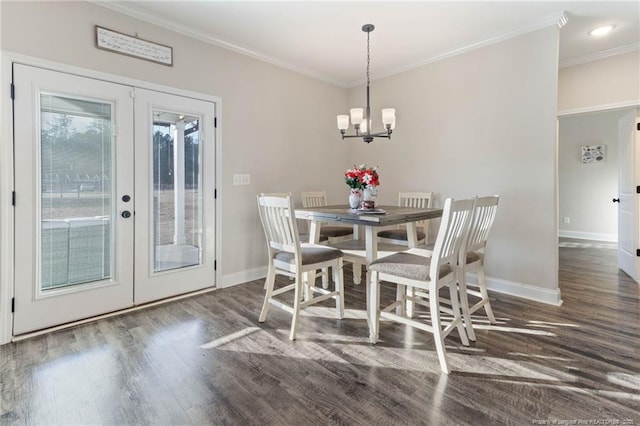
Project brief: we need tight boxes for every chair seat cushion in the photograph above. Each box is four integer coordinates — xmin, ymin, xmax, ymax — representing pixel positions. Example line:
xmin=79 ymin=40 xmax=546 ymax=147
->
xmin=298 ymin=233 xmax=329 ymax=243
xmin=320 ymin=225 xmax=353 ymax=238
xmin=369 ymin=252 xmax=452 ymax=281
xmin=377 ymin=229 xmax=426 ymax=241
xmin=275 ymin=243 xmax=343 ymax=265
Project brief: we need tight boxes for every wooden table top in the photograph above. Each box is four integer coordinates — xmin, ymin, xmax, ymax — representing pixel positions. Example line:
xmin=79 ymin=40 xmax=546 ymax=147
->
xmin=295 ymin=204 xmax=443 ymax=227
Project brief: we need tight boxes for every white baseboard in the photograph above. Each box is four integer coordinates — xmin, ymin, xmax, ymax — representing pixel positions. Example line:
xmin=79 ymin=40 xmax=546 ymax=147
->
xmin=221 ymin=266 xmax=267 ymax=289
xmin=558 ymin=230 xmax=617 ymax=242
xmin=466 ymin=273 xmax=563 ymax=306
xmin=222 ymin=266 xmax=563 ymax=306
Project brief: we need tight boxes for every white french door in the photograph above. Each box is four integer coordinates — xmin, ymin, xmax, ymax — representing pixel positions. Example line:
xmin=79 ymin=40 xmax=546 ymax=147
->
xmin=133 ymin=89 xmax=216 ymax=303
xmin=12 ymin=65 xmax=216 ymax=335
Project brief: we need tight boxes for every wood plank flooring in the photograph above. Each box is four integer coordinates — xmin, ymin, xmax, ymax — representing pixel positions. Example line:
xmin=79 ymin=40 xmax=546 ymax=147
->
xmin=1 ymin=244 xmax=639 ymax=425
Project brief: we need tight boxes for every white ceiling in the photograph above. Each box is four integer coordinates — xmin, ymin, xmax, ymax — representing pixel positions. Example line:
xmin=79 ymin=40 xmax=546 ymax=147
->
xmin=100 ymin=1 xmax=640 ymax=87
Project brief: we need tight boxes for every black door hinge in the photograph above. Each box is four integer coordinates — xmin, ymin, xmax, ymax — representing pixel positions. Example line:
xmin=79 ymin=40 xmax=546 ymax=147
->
xmin=11 ymin=191 xmax=15 ymax=206
xmin=637 ymin=122 xmax=640 ymax=131
xmin=214 ymin=189 xmax=217 ymax=199
xmin=11 ymin=298 xmax=15 ymax=313
xmin=214 ymin=260 xmax=217 ymax=271
xmin=637 ymin=186 xmax=640 ymax=194
xmin=10 ymin=83 xmax=15 ymax=100
xmin=214 ymin=117 xmax=217 ymax=128
xmin=637 ymin=249 xmax=640 ymax=257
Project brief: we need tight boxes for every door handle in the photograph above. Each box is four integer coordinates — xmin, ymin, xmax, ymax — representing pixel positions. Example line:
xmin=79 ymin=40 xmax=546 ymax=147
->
xmin=121 ymin=210 xmax=132 ymax=218
xmin=122 ymin=194 xmax=131 ymax=202
xmin=613 ymin=198 xmax=620 ymax=203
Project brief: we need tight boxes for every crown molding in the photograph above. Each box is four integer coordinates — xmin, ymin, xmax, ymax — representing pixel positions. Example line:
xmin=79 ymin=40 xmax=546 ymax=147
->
xmin=89 ymin=1 xmax=349 ymax=88
xmin=347 ymin=11 xmax=568 ymax=87
xmin=559 ymin=42 xmax=640 ymax=69
xmin=91 ymin=2 xmax=566 ymax=89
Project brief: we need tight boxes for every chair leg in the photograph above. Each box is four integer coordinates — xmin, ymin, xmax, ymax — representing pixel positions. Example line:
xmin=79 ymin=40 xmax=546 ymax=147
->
xmin=334 ymin=259 xmax=344 ymax=319
xmin=395 ymin=284 xmax=406 ymax=316
xmin=368 ymin=271 xmax=380 ymax=343
xmin=259 ymin=266 xmax=276 ymax=322
xmin=477 ymin=264 xmax=496 ymax=324
xmin=289 ymin=272 xmax=304 ymax=340
xmin=352 ymin=262 xmax=362 ymax=285
xmin=429 ymin=283 xmax=450 ymax=374
xmin=322 ymin=267 xmax=329 ymax=289
xmin=449 ymin=280 xmax=469 ymax=347
xmin=457 ymin=266 xmax=476 ymax=341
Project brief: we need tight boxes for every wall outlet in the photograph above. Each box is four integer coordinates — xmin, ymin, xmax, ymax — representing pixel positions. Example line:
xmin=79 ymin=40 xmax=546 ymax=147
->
xmin=563 ymin=216 xmax=570 ymax=224
xmin=233 ymin=174 xmax=251 ymax=185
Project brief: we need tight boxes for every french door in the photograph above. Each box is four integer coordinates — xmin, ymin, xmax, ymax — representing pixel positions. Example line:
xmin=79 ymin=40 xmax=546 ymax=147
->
xmin=12 ymin=65 xmax=216 ymax=335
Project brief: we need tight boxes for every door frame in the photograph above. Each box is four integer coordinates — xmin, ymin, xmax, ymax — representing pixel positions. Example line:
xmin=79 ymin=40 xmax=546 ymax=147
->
xmin=557 ymin=101 xmax=640 ymax=282
xmin=0 ymin=52 xmax=223 ymax=344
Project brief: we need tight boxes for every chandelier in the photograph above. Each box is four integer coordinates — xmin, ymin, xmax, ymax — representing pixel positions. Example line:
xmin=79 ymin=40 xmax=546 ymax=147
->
xmin=337 ymin=24 xmax=395 ymax=143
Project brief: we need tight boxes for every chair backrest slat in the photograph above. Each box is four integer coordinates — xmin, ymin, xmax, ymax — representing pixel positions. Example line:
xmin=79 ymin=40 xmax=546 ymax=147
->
xmin=257 ymin=193 xmax=300 ymax=254
xmin=301 ymin=191 xmax=328 ymax=208
xmin=430 ymin=198 xmax=475 ymax=277
xmin=465 ymin=195 xmax=499 ymax=253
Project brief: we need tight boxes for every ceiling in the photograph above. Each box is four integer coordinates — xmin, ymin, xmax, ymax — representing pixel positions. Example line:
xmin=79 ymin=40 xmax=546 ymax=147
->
xmin=99 ymin=1 xmax=640 ymax=87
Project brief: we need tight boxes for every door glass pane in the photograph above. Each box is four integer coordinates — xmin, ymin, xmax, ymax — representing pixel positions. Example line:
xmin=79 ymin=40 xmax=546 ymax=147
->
xmin=40 ymin=94 xmax=113 ymax=290
xmin=152 ymin=111 xmax=202 ymax=272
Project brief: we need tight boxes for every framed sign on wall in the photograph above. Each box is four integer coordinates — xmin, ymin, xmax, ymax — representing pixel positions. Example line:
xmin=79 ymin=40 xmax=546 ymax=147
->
xmin=95 ymin=26 xmax=173 ymax=66
xmin=581 ymin=145 xmax=606 ymax=163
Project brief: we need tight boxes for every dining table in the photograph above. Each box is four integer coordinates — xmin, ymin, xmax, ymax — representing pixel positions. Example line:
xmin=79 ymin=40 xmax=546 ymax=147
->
xmin=295 ymin=204 xmax=444 ymax=284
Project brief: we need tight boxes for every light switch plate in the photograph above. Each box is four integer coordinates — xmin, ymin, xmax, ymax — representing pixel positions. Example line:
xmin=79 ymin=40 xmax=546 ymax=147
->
xmin=233 ymin=174 xmax=251 ymax=185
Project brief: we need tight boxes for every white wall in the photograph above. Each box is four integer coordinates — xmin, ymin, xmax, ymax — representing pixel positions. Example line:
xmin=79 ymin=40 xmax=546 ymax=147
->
xmin=346 ymin=27 xmax=562 ymax=303
xmin=0 ymin=1 xmax=350 ymax=285
xmin=558 ymin=51 xmax=640 ymax=113
xmin=558 ymin=110 xmax=626 ymax=241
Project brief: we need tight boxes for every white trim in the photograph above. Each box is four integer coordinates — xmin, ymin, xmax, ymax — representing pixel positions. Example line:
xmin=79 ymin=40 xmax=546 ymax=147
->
xmin=92 ymin=1 xmax=567 ymax=88
xmin=90 ymin=1 xmax=347 ymax=88
xmin=11 ymin=287 xmax=217 ymax=342
xmin=0 ymin=51 xmax=223 ymax=345
xmin=221 ymin=266 xmax=268 ymax=289
xmin=467 ymin=273 xmax=563 ymax=306
xmin=560 ymin=42 xmax=640 ymax=69
xmin=347 ymin=12 xmax=568 ymax=87
xmin=558 ymin=100 xmax=640 ymax=117
xmin=0 ymin=54 xmax=15 ymax=345
xmin=559 ymin=230 xmax=617 ymax=242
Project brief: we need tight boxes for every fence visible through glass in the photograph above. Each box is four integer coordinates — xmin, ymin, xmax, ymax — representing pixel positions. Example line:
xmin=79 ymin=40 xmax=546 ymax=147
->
xmin=40 ymin=93 xmax=113 ymax=290
xmin=152 ymin=111 xmax=202 ymax=272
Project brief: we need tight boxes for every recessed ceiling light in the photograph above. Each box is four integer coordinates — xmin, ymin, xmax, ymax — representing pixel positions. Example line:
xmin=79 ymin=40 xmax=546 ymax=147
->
xmin=589 ymin=25 xmax=615 ymax=37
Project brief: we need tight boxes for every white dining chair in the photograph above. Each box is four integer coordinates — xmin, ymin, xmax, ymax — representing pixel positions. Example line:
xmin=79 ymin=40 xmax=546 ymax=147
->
xmin=378 ymin=191 xmax=434 ymax=245
xmin=458 ymin=195 xmax=499 ymax=341
xmin=368 ymin=197 xmax=474 ymax=374
xmin=302 ymin=190 xmax=363 ymax=287
xmin=257 ymin=193 xmax=345 ymax=340
xmin=301 ymin=191 xmax=355 ymax=243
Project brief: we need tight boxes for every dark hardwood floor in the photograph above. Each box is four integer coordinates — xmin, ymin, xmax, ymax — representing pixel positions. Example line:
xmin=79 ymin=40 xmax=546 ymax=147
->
xmin=1 ymin=244 xmax=639 ymax=425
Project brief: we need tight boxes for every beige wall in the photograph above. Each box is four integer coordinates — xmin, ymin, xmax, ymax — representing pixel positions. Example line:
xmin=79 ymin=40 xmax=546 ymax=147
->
xmin=0 ymin=1 xmax=350 ymax=283
xmin=558 ymin=51 xmax=640 ymax=113
xmin=347 ymin=27 xmax=561 ymax=301
xmin=1 ymin=1 xmax=564 ymax=303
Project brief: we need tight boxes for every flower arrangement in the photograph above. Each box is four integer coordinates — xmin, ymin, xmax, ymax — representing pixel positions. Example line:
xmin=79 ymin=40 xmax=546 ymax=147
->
xmin=345 ymin=164 xmax=380 ymax=190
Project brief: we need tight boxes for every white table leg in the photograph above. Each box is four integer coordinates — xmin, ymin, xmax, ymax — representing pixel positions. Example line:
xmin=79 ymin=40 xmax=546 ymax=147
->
xmin=305 ymin=220 xmax=321 ymax=298
xmin=406 ymin=222 xmax=418 ymax=317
